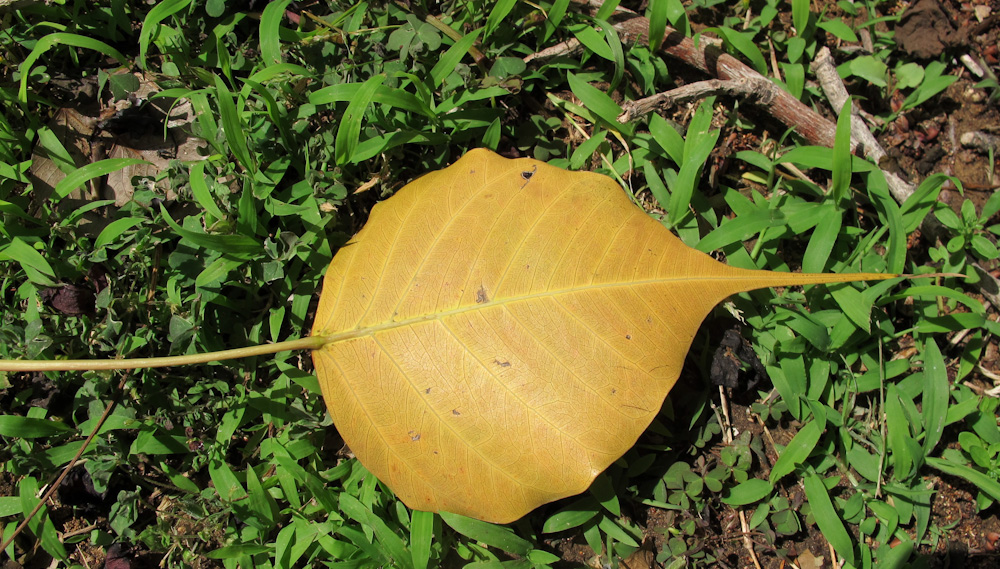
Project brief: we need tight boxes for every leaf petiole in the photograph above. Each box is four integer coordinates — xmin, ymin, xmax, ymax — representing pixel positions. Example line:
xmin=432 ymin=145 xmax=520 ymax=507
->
xmin=0 ymin=336 xmax=328 ymax=372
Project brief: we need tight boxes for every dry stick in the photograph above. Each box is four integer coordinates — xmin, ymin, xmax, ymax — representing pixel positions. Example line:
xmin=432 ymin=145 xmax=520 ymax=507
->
xmin=618 ymin=77 xmax=777 ymax=122
xmin=529 ymin=13 xmax=862 ymax=158
xmin=613 ymin=15 xmax=842 ymax=149
xmin=810 ymin=47 xmax=916 ymax=205
xmin=0 ymin=373 xmax=130 ymax=556
xmin=534 ymin=8 xmax=910 ymax=205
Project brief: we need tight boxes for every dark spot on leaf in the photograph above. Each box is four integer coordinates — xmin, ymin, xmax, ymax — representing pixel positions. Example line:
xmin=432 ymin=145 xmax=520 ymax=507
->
xmin=625 ymin=334 xmax=632 ymax=340
xmin=409 ymin=431 xmax=421 ymax=442
xmin=476 ymin=285 xmax=489 ymax=303
xmin=520 ymin=165 xmax=537 ymax=188
xmin=495 ymin=358 xmax=511 ymax=368
xmin=452 ymin=409 xmax=461 ymax=416
xmin=424 ymin=387 xmax=431 ymax=394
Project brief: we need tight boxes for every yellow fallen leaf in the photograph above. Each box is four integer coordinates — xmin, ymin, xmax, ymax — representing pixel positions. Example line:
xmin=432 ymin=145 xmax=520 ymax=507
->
xmin=310 ymin=149 xmax=893 ymax=523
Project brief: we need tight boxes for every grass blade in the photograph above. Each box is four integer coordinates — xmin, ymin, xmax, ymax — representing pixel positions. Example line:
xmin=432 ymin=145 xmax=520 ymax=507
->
xmin=0 ymin=237 xmax=58 ymax=286
xmin=721 ymin=478 xmax=772 ymax=506
xmin=189 ymin=161 xmax=227 ymax=221
xmin=430 ymin=29 xmax=482 ymax=89
xmin=566 ymin=72 xmax=631 ymax=135
xmin=335 ymin=74 xmax=387 ymax=165
xmin=921 ymin=339 xmax=949 ymax=455
xmin=138 ymin=0 xmax=193 ymax=69
xmin=593 ymin=18 xmax=625 ymax=89
xmin=0 ymin=416 xmax=74 ymax=438
xmin=440 ymin=512 xmax=532 ymax=555
xmin=831 ymin=98 xmax=853 ymax=201
xmin=485 ymin=0 xmax=518 ymax=39
xmin=648 ymin=0 xmax=669 ymax=51
xmin=19 ymin=477 xmax=68 ymax=560
xmin=213 ymin=75 xmax=253 ymax=171
xmin=19 ymin=33 xmax=127 ymax=102
xmin=769 ymin=419 xmax=823 ymax=483
xmin=802 ymin=471 xmax=855 ymax=566
xmin=802 ymin=209 xmax=842 ymax=273
xmin=339 ymin=494 xmax=414 ymax=569
xmin=94 ymin=218 xmax=145 ymax=249
xmin=410 ymin=510 xmax=434 ymax=569
xmin=52 ymin=158 xmax=150 ymax=200
xmin=886 ymin=384 xmax=915 ymax=479
xmin=158 ymin=204 xmax=260 ymax=258
xmin=259 ymin=0 xmax=293 ymax=65
xmin=926 ymin=457 xmax=1000 ymax=503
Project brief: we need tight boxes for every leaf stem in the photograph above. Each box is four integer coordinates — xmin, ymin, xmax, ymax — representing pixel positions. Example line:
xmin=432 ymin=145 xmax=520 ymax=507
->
xmin=0 ymin=336 xmax=328 ymax=372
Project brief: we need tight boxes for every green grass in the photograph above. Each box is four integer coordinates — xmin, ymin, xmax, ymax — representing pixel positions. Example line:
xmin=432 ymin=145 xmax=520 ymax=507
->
xmin=1 ymin=0 xmax=998 ymax=568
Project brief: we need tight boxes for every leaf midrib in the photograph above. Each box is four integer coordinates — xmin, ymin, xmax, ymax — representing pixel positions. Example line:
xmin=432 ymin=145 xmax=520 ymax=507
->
xmin=319 ymin=273 xmax=752 ymax=345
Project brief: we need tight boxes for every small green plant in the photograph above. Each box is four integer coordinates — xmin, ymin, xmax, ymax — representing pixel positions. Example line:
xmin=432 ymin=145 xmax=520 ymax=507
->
xmin=930 ymin=190 xmax=1000 ymax=274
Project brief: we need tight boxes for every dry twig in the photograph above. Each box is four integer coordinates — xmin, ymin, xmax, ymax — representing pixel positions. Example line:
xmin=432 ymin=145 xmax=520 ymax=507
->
xmin=810 ymin=47 xmax=916 ymax=205
xmin=618 ymin=77 xmax=777 ymax=123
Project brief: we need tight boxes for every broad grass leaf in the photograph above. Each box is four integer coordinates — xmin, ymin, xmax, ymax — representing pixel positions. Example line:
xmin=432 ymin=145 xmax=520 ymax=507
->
xmin=310 ymin=149 xmax=893 ymax=523
xmin=0 ymin=497 xmax=19 ymax=517
xmin=335 ymin=74 xmax=386 ymax=166
xmin=19 ymin=476 xmax=68 ymax=560
xmin=245 ymin=465 xmax=279 ymax=531
xmin=921 ymin=339 xmax=949 ymax=455
xmin=721 ymin=478 xmax=772 ymax=506
xmin=19 ymin=33 xmax=127 ymax=102
xmin=926 ymin=457 xmax=1000 ymax=503
xmin=439 ymin=512 xmax=532 ymax=555
xmin=259 ymin=0 xmax=293 ymax=64
xmin=791 ymin=0 xmax=810 ymax=35
xmin=886 ymin=384 xmax=915 ymax=479
xmin=138 ymin=0 xmax=192 ymax=69
xmin=52 ymin=158 xmax=151 ymax=200
xmin=567 ymin=73 xmax=633 ymax=136
xmin=213 ymin=75 xmax=253 ymax=171
xmin=340 ymin=494 xmax=415 ymax=569
xmin=705 ymin=27 xmax=767 ymax=74
xmin=544 ymin=0 xmax=571 ymax=41
xmin=0 ymin=237 xmax=58 ymax=286
xmin=542 ymin=497 xmax=600 ymax=533
xmin=431 ymin=29 xmax=482 ymax=89
xmin=189 ymin=161 xmax=227 ymax=221
xmin=647 ymin=0 xmax=669 ymax=51
xmin=94 ymin=218 xmax=145 ymax=250
xmin=485 ymin=0 xmax=518 ymax=39
xmin=409 ymin=510 xmax=434 ymax=569
xmin=831 ymin=98 xmax=853 ymax=201
xmin=803 ymin=471 xmax=855 ymax=566
xmin=768 ymin=419 xmax=823 ymax=483
xmin=0 ymin=416 xmax=73 ymax=438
